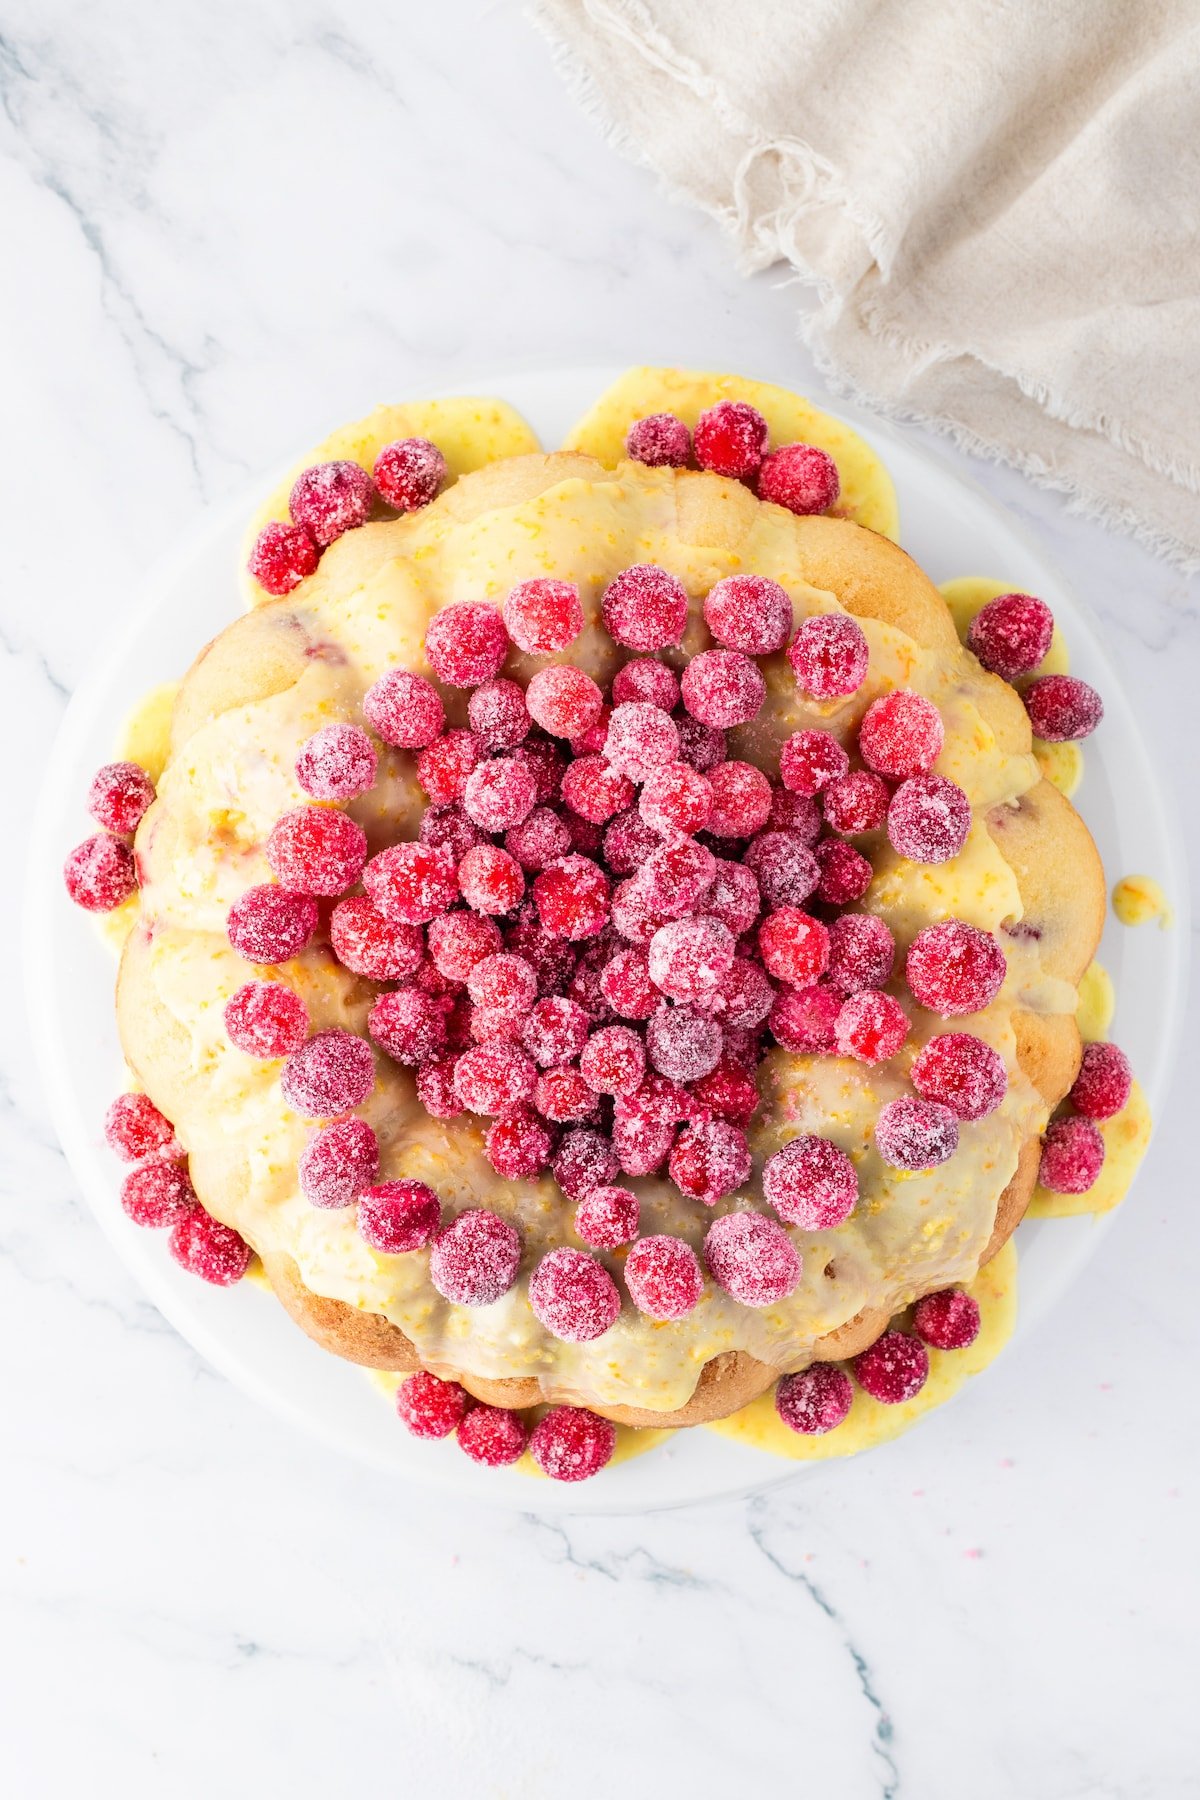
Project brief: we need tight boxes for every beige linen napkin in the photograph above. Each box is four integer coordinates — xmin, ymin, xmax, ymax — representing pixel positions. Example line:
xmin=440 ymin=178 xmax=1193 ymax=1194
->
xmin=532 ymin=0 xmax=1200 ymax=567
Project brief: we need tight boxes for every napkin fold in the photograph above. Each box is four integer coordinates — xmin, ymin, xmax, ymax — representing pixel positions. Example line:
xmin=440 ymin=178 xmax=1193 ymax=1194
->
xmin=533 ymin=0 xmax=1200 ymax=567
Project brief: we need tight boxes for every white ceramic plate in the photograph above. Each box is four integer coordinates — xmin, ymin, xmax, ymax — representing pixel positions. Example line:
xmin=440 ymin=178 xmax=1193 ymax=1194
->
xmin=27 ymin=365 xmax=1188 ymax=1513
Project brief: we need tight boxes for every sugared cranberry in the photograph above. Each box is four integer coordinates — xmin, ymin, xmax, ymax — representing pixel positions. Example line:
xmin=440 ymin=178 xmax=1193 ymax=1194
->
xmin=417 ymin=729 xmax=485 ymax=804
xmin=702 ymin=958 xmax=775 ymax=1030
xmin=87 ymin=761 xmax=155 ymax=836
xmin=365 ymin=841 xmax=458 ymax=925
xmin=281 ymin=1029 xmax=375 ymax=1116
xmin=423 ymin=911 xmax=499 ymax=982
xmin=515 ymin=737 xmax=567 ymax=803
xmin=453 ymin=1042 xmax=536 ymax=1115
xmin=467 ymin=951 xmax=537 ymax=1014
xmin=534 ymin=1066 xmax=598 ymax=1123
xmin=458 ymin=843 xmax=525 ymax=915
xmin=769 ymin=980 xmax=841 ymax=1052
xmin=906 ymin=920 xmax=1007 ymax=1016
xmin=594 ymin=947 xmax=655 ymax=1020
xmin=913 ymin=1288 xmax=981 ymax=1351
xmin=369 ymin=988 xmax=449 ymax=1066
xmin=646 ymin=1005 xmax=723 ymax=1082
xmin=887 ymin=773 xmax=971 ymax=864
xmin=648 ymin=916 xmax=735 ymax=1005
xmin=501 ymin=578 xmax=583 ymax=656
xmin=224 ymin=980 xmax=308 ymax=1058
xmin=299 ymin=1116 xmax=379 ymax=1209
xmin=622 ymin=1235 xmax=701 ymax=1320
xmin=168 ymin=1207 xmax=252 ymax=1284
xmin=705 ymin=860 xmax=761 ymax=937
xmin=575 ymin=1184 xmax=640 ymax=1249
xmin=694 ymin=399 xmax=768 ymax=479
xmin=358 ymin=1179 xmax=441 ymax=1253
xmin=691 ymin=1061 xmax=760 ymax=1126
xmin=466 ymin=679 xmax=529 ymax=751
xmin=524 ymin=666 xmax=603 ymax=741
xmin=859 ymin=690 xmax=944 ymax=779
xmin=637 ymin=839 xmax=717 ymax=918
xmin=874 ymin=1097 xmax=959 ymax=1170
xmin=1070 ymin=1041 xmax=1132 ymax=1120
xmin=768 ymin=788 xmax=823 ymax=844
xmin=758 ymin=442 xmax=840 ymax=515
xmin=529 ymin=1406 xmax=616 ymax=1482
xmin=637 ymin=761 xmax=710 ymax=838
xmin=395 ymin=1369 xmax=469 ymax=1438
xmin=296 ymin=723 xmax=378 ymax=801
xmin=776 ymin=1363 xmax=853 ymax=1434
xmin=248 ymin=520 xmax=318 ymax=595
xmin=669 ymin=1118 xmax=751 ymax=1205
xmin=485 ymin=1107 xmax=553 ymax=1180
xmin=290 ymin=460 xmax=374 ymax=546
xmin=430 ymin=1208 xmax=522 ymax=1305
xmin=1038 ymin=1115 xmax=1105 ymax=1192
xmin=519 ymin=995 xmax=590 ymax=1068
xmin=504 ymin=806 xmax=570 ymax=872
xmin=704 ymin=577 xmax=794 ymax=660
xmin=827 ymin=912 xmax=895 ymax=994
xmin=577 ymin=1025 xmax=645 ymax=1098
xmin=823 ymin=770 xmax=890 ymax=836
xmin=602 ymin=564 xmax=690 ymax=651
xmin=626 ymin=412 xmax=692 ymax=467
xmin=373 ymin=437 xmax=446 ymax=512
xmin=1024 ymin=675 xmax=1104 ymax=743
xmin=612 ymin=658 xmax=680 ymax=711
xmin=706 ymin=761 xmax=773 ymax=838
xmin=457 ymin=1404 xmax=528 ymax=1466
xmin=104 ymin=1093 xmax=177 ymax=1163
xmin=814 ymin=838 xmax=873 ymax=905
xmin=681 ymin=650 xmax=766 ymax=729
xmin=121 ymin=1159 xmax=196 ymax=1228
xmin=744 ymin=832 xmax=819 ymax=908
xmin=834 ymin=990 xmax=909 ymax=1064
xmin=529 ymin=1247 xmax=621 ymax=1342
xmin=677 ymin=716 xmax=727 ymax=772
xmin=267 ymin=805 xmax=366 ymax=897
xmin=63 ymin=834 xmax=137 ymax=912
xmin=559 ymin=755 xmax=633 ymax=826
xmin=601 ymin=702 xmax=677 ymax=782
xmin=550 ymin=1127 xmax=617 ymax=1199
xmin=461 ymin=755 xmax=537 ymax=832
xmin=788 ymin=613 xmax=869 ymax=699
xmin=420 ymin=801 xmax=486 ymax=862
xmin=425 ymin=602 xmax=508 ymax=688
xmin=704 ymin=1210 xmax=802 ymax=1306
xmin=758 ymin=908 xmax=830 ymax=986
xmin=967 ymin=593 xmax=1054 ymax=681
xmin=763 ymin=1135 xmax=858 ymax=1229
xmin=533 ymin=855 xmax=610 ymax=939
xmin=417 ymin=1057 xmax=464 ymax=1119
xmin=853 ymin=1330 xmax=929 ymax=1403
xmin=779 ymin=730 xmax=849 ymax=798
xmin=911 ymin=1033 xmax=1007 ymax=1120
xmin=610 ymin=879 xmax=670 ymax=946
xmin=563 ymin=809 xmax=604 ymax=855
xmin=227 ymin=884 xmax=318 ymax=963
xmin=364 ymin=668 xmax=445 ymax=749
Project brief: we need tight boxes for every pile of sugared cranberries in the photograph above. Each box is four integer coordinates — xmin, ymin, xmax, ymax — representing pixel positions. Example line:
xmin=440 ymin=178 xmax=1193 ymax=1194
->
xmin=624 ymin=400 xmax=842 ymax=519
xmin=1034 ymin=1036 xmax=1131 ymax=1196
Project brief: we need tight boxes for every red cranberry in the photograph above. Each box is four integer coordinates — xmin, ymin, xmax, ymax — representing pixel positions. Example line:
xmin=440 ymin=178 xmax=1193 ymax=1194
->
xmin=967 ymin=592 xmax=1054 ymax=681
xmin=87 ymin=761 xmax=155 ymax=836
xmin=533 ymin=855 xmax=610 ymax=939
xmin=1024 ymin=675 xmax=1103 ymax=742
xmin=626 ymin=412 xmax=692 ymax=467
xmin=467 ymin=951 xmax=537 ymax=1014
xmin=456 ymin=1404 xmax=528 ymax=1467
xmin=823 ymin=770 xmax=890 ymax=836
xmin=602 ymin=702 xmax=677 ymax=782
xmin=775 ymin=1363 xmax=854 ymax=1436
xmin=703 ymin=573 xmax=793 ymax=656
xmin=552 ymin=1127 xmax=619 ymax=1198
xmin=913 ymin=1288 xmax=981 ymax=1351
xmin=224 ymin=980 xmax=308 ymax=1058
xmin=677 ymin=716 xmax=727 ymax=772
xmin=417 ymin=729 xmax=485 ymax=804
xmin=227 ymin=884 xmax=318 ymax=963
xmin=669 ymin=1118 xmax=751 ymax=1205
xmin=906 ymin=920 xmax=1007 ymax=1016
xmin=364 ymin=841 xmax=458 ymax=924
xmin=373 ymin=437 xmax=445 ymax=511
xmin=612 ymin=658 xmax=680 ymax=710
xmin=289 ymin=460 xmax=374 ymax=546
xmin=429 ymin=1208 xmax=522 ymax=1304
xmin=814 ymin=838 xmax=873 ymax=905
xmin=169 ymin=1208 xmax=252 ymax=1284
xmin=358 ymin=1179 xmax=441 ymax=1253
xmin=611 ymin=1110 xmax=674 ymax=1178
xmin=758 ymin=908 xmax=830 ymax=986
xmin=369 ymin=988 xmax=449 ymax=1066
xmin=521 ymin=995 xmax=590 ymax=1067
xmin=559 ymin=755 xmax=633 ymax=825
xmin=525 ymin=666 xmax=603 ymax=740
xmin=458 ymin=844 xmax=525 ymax=915
xmin=649 ymin=916 xmax=735 ymax=1005
xmin=770 ymin=980 xmax=841 ymax=1052
xmin=299 ymin=1117 xmax=379 ymax=1209
xmin=505 ymin=805 xmax=571 ymax=871
xmin=763 ymin=1135 xmax=858 ymax=1229
xmin=853 ymin=1330 xmax=929 ymax=1403
xmin=529 ymin=1247 xmax=621 ymax=1342
xmin=744 ymin=832 xmax=819 ymax=908
xmin=395 ymin=1369 xmax=469 ymax=1438
xmin=624 ymin=1234 xmax=703 ymax=1320
xmin=528 ymin=1406 xmax=616 ymax=1482
xmin=248 ymin=520 xmax=318 ymax=595
xmin=638 ymin=839 xmax=717 ymax=917
xmin=602 ymin=564 xmax=689 ymax=651
xmin=453 ymin=1043 xmax=536 ymax=1115
xmin=296 ymin=723 xmax=378 ymax=801
xmin=1038 ymin=1115 xmax=1105 ymax=1192
xmin=364 ymin=668 xmax=445 ymax=749
xmin=887 ymin=773 xmax=971 ymax=864
xmin=1070 ymin=1041 xmax=1132 ymax=1120
xmin=579 ymin=1025 xmax=646 ymax=1097
xmin=425 ymin=602 xmax=508 ymax=688
xmin=827 ymin=912 xmax=895 ymax=994
xmin=425 ymin=911 xmax=500 ymax=982
xmin=706 ymin=761 xmax=772 ymax=838
xmin=63 ymin=834 xmax=137 ymax=912
xmin=779 ymin=730 xmax=849 ymax=797
xmin=534 ymin=1066 xmax=598 ymax=1124
xmin=705 ymin=860 xmax=762 ymax=936
xmin=281 ymin=1029 xmax=375 ymax=1116
xmin=701 ymin=957 xmax=775 ymax=1029
xmin=911 ymin=1033 xmax=1007 ymax=1120
xmin=758 ymin=442 xmax=840 ymax=515
xmin=768 ymin=787 xmax=823 ymax=844
xmin=462 ymin=755 xmax=537 ymax=832
xmin=266 ymin=805 xmax=366 ymax=896
xmin=694 ymin=399 xmax=768 ymax=478
xmin=121 ymin=1159 xmax=196 ymax=1228
xmin=598 ymin=947 xmax=657 ymax=1020
xmin=637 ymin=761 xmax=711 ymax=839
xmin=468 ymin=678 xmax=530 ymax=749
xmin=575 ymin=1184 xmax=640 ymax=1249
xmin=875 ymin=1097 xmax=959 ymax=1170
xmin=691 ymin=1061 xmax=760 ymax=1126
xmin=704 ymin=1210 xmax=802 ymax=1306
xmin=787 ymin=614 xmax=869 ymax=699
xmin=502 ymin=578 xmax=583 ymax=655
xmin=681 ymin=649 xmax=766 ymax=729
xmin=485 ymin=1107 xmax=553 ymax=1179
xmin=505 ymin=901 xmax=577 ymax=991
xmin=420 ymin=801 xmax=486 ymax=862
xmin=646 ymin=1005 xmax=723 ymax=1082
xmin=859 ymin=689 xmax=944 ymax=778
xmin=834 ymin=990 xmax=909 ymax=1064
xmin=104 ymin=1093 xmax=177 ymax=1163
xmin=416 ymin=1058 xmax=463 ymax=1119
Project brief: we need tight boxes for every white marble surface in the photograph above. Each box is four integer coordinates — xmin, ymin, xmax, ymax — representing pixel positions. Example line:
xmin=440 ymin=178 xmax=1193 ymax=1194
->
xmin=3 ymin=4 xmax=1198 ymax=1795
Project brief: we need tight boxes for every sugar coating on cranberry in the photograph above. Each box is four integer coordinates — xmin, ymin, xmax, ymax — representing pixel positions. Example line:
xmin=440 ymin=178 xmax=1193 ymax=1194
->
xmin=692 ymin=1060 xmax=760 ymax=1125
xmin=290 ymin=460 xmax=374 ymax=546
xmin=533 ymin=855 xmax=610 ymax=940
xmin=814 ymin=838 xmax=873 ymax=905
xmin=913 ymin=1287 xmax=981 ymax=1351
xmin=358 ymin=1179 xmax=441 ymax=1254
xmin=105 ymin=1092 xmax=177 ymax=1163
xmin=776 ymin=1362 xmax=854 ymax=1435
xmin=453 ymin=1042 xmax=536 ymax=1115
xmin=625 ymin=412 xmax=692 ymax=467
xmin=248 ymin=520 xmax=319 ymax=595
xmin=426 ymin=602 xmax=508 ymax=688
xmin=501 ymin=578 xmax=583 ymax=656
xmin=612 ymin=657 xmax=680 ymax=711
xmin=369 ymin=988 xmax=449 ymax=1066
xmin=422 ymin=912 xmax=498 ymax=983
xmin=64 ymin=834 xmax=137 ymax=912
xmin=267 ymin=805 xmax=367 ymax=897
xmin=744 ymin=832 xmax=819 ymax=909
xmin=646 ymin=1006 xmax=723 ymax=1083
xmin=552 ymin=1127 xmax=619 ymax=1199
xmin=906 ymin=920 xmax=1007 ymax=1016
xmin=87 ymin=761 xmax=156 ymax=836
xmin=458 ymin=843 xmax=525 ymax=915
xmin=281 ymin=1029 xmax=375 ymax=1117
xmin=485 ymin=1107 xmax=553 ymax=1180
xmin=525 ymin=666 xmax=604 ymax=741
xmin=466 ymin=680 xmax=530 ymax=755
xmin=502 ymin=806 xmax=569 ymax=873
xmin=911 ymin=1033 xmax=1008 ymax=1120
xmin=529 ymin=1406 xmax=616 ymax=1482
xmin=430 ymin=1208 xmax=522 ymax=1304
xmin=694 ymin=399 xmax=768 ymax=479
xmin=620 ymin=1235 xmax=701 ymax=1321
xmin=594 ymin=948 xmax=654 ymax=1021
xmin=834 ymin=991 xmax=910 ymax=1065
xmin=701 ymin=761 xmax=770 ymax=840
xmin=1024 ymin=675 xmax=1104 ymax=743
xmin=1038 ymin=1115 xmax=1105 ymax=1193
xmin=758 ymin=908 xmax=830 ymax=986
xmin=823 ymin=770 xmax=891 ymax=837
xmin=169 ymin=1207 xmax=252 ymax=1285
xmin=648 ymin=916 xmax=735 ymax=1005
xmin=875 ymin=1096 xmax=960 ymax=1171
xmin=827 ymin=913 xmax=895 ymax=995
xmin=599 ymin=701 xmax=677 ymax=782
xmin=636 ymin=761 xmax=710 ymax=839
xmin=518 ymin=995 xmax=589 ymax=1069
xmin=1070 ymin=1041 xmax=1132 ymax=1120
xmin=779 ymin=729 xmax=849 ymax=798
xmin=121 ymin=1159 xmax=196 ymax=1229
xmin=604 ymin=808 xmax=664 ymax=878
xmin=373 ymin=437 xmax=446 ymax=512
xmin=704 ymin=1210 xmax=802 ymax=1306
xmin=698 ymin=865 xmax=756 ymax=941
xmin=299 ymin=1116 xmax=379 ymax=1209
xmin=224 ymin=980 xmax=308 ymax=1058
xmin=703 ymin=958 xmax=775 ymax=1030
xmin=703 ymin=574 xmax=794 ymax=657
xmin=416 ymin=1058 xmax=464 ymax=1119
xmin=460 ymin=755 xmax=537 ymax=833
xmin=602 ymin=564 xmax=690 ymax=652
xmin=758 ymin=442 xmax=841 ymax=515
xmin=467 ymin=951 xmax=537 ymax=1013
xmin=859 ymin=689 xmax=944 ymax=779
xmin=575 ymin=1184 xmax=640 ymax=1249
xmin=677 ymin=716 xmax=728 ymax=773
xmin=681 ymin=650 xmax=766 ymax=729
xmin=770 ymin=980 xmax=841 ymax=1053
xmin=534 ymin=1066 xmax=597 ymax=1123
xmin=364 ymin=668 xmax=445 ymax=749
xmin=887 ymin=773 xmax=971 ymax=865
xmin=296 ymin=723 xmax=378 ymax=801
xmin=365 ymin=841 xmax=458 ymax=925
xmin=456 ymin=1404 xmax=528 ymax=1467
xmin=395 ymin=1369 xmax=469 ymax=1439
xmin=529 ymin=1247 xmax=621 ymax=1343
xmin=669 ymin=1118 xmax=752 ymax=1205
xmin=967 ymin=592 xmax=1054 ymax=682
xmin=579 ymin=1024 xmax=646 ymax=1098
xmin=227 ymin=884 xmax=318 ymax=963
xmin=853 ymin=1330 xmax=929 ymax=1403
xmin=517 ymin=737 xmax=567 ymax=804
xmin=788 ymin=613 xmax=869 ymax=699
xmin=763 ymin=1135 xmax=858 ymax=1229
xmin=559 ymin=755 xmax=633 ymax=826
xmin=638 ymin=839 xmax=717 ymax=918
xmin=417 ymin=729 xmax=485 ymax=804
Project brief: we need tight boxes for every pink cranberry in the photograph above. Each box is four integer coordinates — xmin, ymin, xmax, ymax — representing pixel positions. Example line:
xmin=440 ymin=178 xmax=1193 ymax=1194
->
xmin=395 ymin=1369 xmax=469 ymax=1439
xmin=744 ymin=831 xmax=819 ymax=908
xmin=227 ymin=884 xmax=318 ymax=963
xmin=694 ymin=399 xmax=768 ymax=479
xmin=224 ymin=980 xmax=308 ymax=1058
xmin=521 ymin=995 xmax=591 ymax=1067
xmin=758 ymin=442 xmax=840 ymax=515
xmin=706 ymin=761 xmax=773 ymax=838
xmin=466 ymin=678 xmax=529 ymax=751
xmin=677 ymin=716 xmax=728 ymax=772
xmin=364 ymin=668 xmax=445 ymax=749
xmin=828 ymin=913 xmax=895 ymax=994
xmin=649 ymin=916 xmax=735 ymax=1005
xmin=296 ymin=723 xmax=378 ymax=800
xmin=456 ymin=1404 xmax=528 ymax=1467
xmin=416 ymin=1058 xmax=464 ymax=1119
xmin=638 ymin=761 xmax=711 ymax=838
xmin=626 ymin=412 xmax=692 ymax=467
xmin=859 ymin=689 xmax=944 ymax=779
xmin=425 ymin=602 xmax=508 ymax=688
xmin=424 ymin=911 xmax=500 ymax=982
xmin=702 ymin=958 xmax=775 ymax=1030
xmin=529 ymin=1247 xmax=621 ymax=1342
xmin=887 ymin=773 xmax=971 ymax=864
xmin=104 ymin=1093 xmax=177 ymax=1163
xmin=596 ymin=948 xmax=656 ymax=1020
xmin=705 ymin=861 xmax=761 ymax=937
xmin=248 ymin=520 xmax=318 ymax=595
xmin=467 ymin=951 xmax=537 ymax=1014
xmin=787 ymin=613 xmax=869 ymax=699
xmin=602 ymin=701 xmax=678 ymax=781
xmin=853 ymin=1330 xmax=929 ymax=1403
xmin=770 ymin=981 xmax=841 ymax=1053
xmin=575 ymin=1184 xmax=640 ymax=1249
xmin=775 ymin=1364 xmax=853 ymax=1434
xmin=602 ymin=564 xmax=690 ymax=651
xmin=913 ymin=1288 xmax=981 ymax=1351
xmin=552 ymin=1127 xmax=619 ymax=1199
xmin=266 ymin=805 xmax=366 ymax=897
xmin=429 ymin=1209 xmax=522 ymax=1304
xmin=517 ymin=736 xmax=567 ymax=803
xmin=458 ymin=844 xmax=525 ymax=914
xmin=299 ymin=1117 xmax=379 ymax=1209
xmin=358 ymin=1180 xmax=441 ymax=1253
xmin=823 ymin=770 xmax=891 ymax=836
xmin=758 ymin=908 xmax=830 ymax=986
xmin=506 ymin=806 xmax=572 ymax=871
xmin=691 ymin=1061 xmax=760 ymax=1126
xmin=501 ymin=578 xmax=583 ymax=655
xmin=779 ymin=730 xmax=849 ymax=797
xmin=624 ymin=1235 xmax=704 ymax=1320
xmin=768 ymin=787 xmax=823 ymax=844
xmin=87 ymin=761 xmax=155 ymax=836
xmin=1038 ymin=1115 xmax=1105 ymax=1193
xmin=364 ymin=841 xmax=458 ymax=924
xmin=417 ymin=729 xmax=485 ymax=804
xmin=534 ymin=1066 xmax=598 ymax=1123
xmin=528 ymin=1406 xmax=616 ymax=1482
xmin=1024 ymin=675 xmax=1103 ymax=742
xmin=814 ymin=838 xmax=873 ymax=905
xmin=560 ymin=755 xmax=634 ymax=825
xmin=967 ymin=592 xmax=1054 ymax=681
xmin=763 ymin=1135 xmax=858 ymax=1229
xmin=638 ymin=839 xmax=717 ymax=917
xmin=533 ymin=855 xmax=610 ymax=939
xmin=1069 ymin=1041 xmax=1132 ymax=1120
xmin=681 ymin=649 xmax=766 ymax=728
xmin=453 ymin=1043 xmax=536 ymax=1115
xmin=463 ymin=755 xmax=538 ymax=832
xmin=612 ymin=657 xmax=680 ymax=710
xmin=579 ymin=1025 xmax=646 ymax=1097
xmin=289 ymin=460 xmax=374 ymax=546
xmin=485 ymin=1107 xmax=553 ymax=1180
xmin=168 ymin=1208 xmax=252 ymax=1285
xmin=420 ymin=801 xmax=486 ymax=863
xmin=373 ymin=437 xmax=445 ymax=512
xmin=369 ymin=988 xmax=449 ymax=1066
xmin=834 ymin=991 xmax=909 ymax=1064
xmin=906 ymin=920 xmax=1007 ymax=1016
xmin=646 ymin=1005 xmax=723 ymax=1082
xmin=704 ymin=575 xmax=793 ymax=657
xmin=121 ymin=1160 xmax=196 ymax=1228
xmin=526 ymin=666 xmax=604 ymax=740
xmin=911 ymin=1033 xmax=1007 ymax=1120
xmin=704 ymin=1210 xmax=802 ymax=1306
xmin=63 ymin=834 xmax=137 ymax=912
xmin=875 ymin=1097 xmax=960 ymax=1171
xmin=281 ymin=1029 xmax=375 ymax=1117
xmin=669 ymin=1118 xmax=751 ymax=1205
